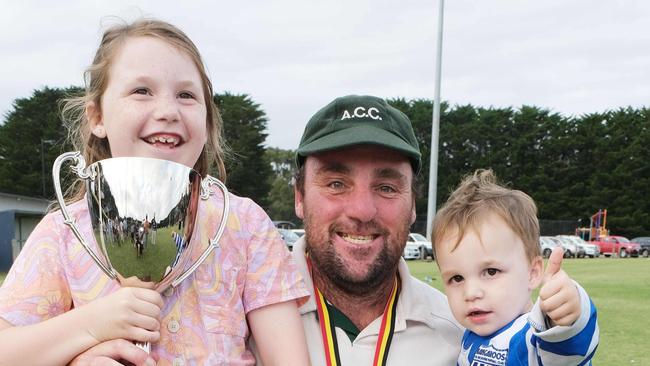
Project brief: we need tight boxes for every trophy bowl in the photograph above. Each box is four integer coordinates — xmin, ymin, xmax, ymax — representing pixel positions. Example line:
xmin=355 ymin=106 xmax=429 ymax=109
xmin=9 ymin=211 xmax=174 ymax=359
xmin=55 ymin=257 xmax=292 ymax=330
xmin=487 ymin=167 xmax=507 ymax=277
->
xmin=52 ymin=152 xmax=229 ymax=351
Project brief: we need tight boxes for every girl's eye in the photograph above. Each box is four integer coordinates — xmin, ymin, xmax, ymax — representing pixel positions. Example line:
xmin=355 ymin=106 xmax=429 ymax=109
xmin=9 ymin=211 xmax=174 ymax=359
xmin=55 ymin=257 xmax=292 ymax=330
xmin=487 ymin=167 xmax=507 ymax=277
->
xmin=485 ymin=268 xmax=500 ymax=276
xmin=133 ymin=88 xmax=150 ymax=95
xmin=179 ymin=91 xmax=195 ymax=99
xmin=450 ymin=275 xmax=463 ymax=284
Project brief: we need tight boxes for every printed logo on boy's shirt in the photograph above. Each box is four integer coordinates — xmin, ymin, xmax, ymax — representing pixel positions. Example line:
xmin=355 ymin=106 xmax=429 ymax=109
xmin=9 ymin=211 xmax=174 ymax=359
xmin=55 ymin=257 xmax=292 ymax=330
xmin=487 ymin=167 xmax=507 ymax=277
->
xmin=471 ymin=344 xmax=508 ymax=366
xmin=340 ymin=107 xmax=382 ymax=121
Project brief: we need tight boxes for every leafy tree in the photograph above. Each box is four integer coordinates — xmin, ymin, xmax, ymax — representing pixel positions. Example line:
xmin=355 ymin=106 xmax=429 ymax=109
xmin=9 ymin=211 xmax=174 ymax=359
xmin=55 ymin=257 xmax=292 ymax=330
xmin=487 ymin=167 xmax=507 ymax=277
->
xmin=0 ymin=86 xmax=81 ymax=198
xmin=264 ymin=147 xmax=299 ymax=224
xmin=216 ymin=93 xmax=272 ymax=208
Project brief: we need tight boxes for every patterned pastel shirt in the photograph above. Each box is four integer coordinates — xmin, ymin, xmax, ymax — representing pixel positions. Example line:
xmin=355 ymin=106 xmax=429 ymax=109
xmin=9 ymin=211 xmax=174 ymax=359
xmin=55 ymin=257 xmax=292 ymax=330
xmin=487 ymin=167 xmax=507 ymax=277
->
xmin=0 ymin=191 xmax=308 ymax=365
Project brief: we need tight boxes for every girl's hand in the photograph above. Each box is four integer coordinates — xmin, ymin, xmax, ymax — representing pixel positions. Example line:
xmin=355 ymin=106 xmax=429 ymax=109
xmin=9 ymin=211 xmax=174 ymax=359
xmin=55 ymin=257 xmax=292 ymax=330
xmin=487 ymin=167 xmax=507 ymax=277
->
xmin=539 ymin=247 xmax=581 ymax=327
xmin=80 ymin=286 xmax=164 ymax=344
xmin=68 ymin=339 xmax=156 ymax=366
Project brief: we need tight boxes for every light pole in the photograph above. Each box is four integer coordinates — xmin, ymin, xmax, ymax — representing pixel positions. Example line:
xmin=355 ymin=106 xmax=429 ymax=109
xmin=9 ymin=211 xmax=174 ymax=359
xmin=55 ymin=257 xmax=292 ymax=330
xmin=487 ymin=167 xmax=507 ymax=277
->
xmin=426 ymin=0 xmax=445 ymax=240
xmin=40 ymin=138 xmax=55 ymax=197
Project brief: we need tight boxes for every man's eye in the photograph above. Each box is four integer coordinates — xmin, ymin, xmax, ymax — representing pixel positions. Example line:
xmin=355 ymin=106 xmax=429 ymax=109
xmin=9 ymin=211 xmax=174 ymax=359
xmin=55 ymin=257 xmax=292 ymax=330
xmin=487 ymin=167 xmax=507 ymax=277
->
xmin=379 ymin=185 xmax=396 ymax=193
xmin=328 ymin=181 xmax=344 ymax=189
xmin=485 ymin=268 xmax=500 ymax=276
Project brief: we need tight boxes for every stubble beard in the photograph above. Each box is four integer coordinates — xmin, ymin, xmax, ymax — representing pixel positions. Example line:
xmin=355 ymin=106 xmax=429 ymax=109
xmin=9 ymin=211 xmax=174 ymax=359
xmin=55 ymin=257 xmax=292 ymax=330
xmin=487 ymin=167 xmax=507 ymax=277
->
xmin=303 ymin=210 xmax=410 ymax=297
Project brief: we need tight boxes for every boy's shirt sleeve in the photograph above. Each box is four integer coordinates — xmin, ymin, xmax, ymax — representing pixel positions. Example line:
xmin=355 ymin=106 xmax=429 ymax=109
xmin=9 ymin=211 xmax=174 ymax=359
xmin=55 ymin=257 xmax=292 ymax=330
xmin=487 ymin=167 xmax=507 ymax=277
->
xmin=528 ymin=282 xmax=599 ymax=364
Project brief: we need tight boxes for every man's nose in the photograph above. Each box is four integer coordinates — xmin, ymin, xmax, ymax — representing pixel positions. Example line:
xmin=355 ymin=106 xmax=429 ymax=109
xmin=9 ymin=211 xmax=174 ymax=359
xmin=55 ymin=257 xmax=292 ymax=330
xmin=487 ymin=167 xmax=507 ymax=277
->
xmin=344 ymin=186 xmax=378 ymax=223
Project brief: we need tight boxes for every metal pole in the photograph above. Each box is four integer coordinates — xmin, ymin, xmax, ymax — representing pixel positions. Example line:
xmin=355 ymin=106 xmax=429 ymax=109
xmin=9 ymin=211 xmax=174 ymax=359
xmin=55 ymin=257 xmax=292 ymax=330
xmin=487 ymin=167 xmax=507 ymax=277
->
xmin=426 ymin=0 xmax=445 ymax=241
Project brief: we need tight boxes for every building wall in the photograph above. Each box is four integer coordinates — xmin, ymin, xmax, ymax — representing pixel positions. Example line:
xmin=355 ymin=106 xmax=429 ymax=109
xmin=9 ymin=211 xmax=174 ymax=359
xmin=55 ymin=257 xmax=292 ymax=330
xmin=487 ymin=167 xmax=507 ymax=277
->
xmin=0 ymin=193 xmax=49 ymax=272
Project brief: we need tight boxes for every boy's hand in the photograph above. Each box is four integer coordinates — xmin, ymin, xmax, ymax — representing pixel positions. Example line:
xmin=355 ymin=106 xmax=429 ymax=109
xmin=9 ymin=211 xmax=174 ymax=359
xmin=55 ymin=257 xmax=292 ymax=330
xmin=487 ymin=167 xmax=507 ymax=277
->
xmin=81 ymin=286 xmax=164 ymax=344
xmin=539 ymin=247 xmax=581 ymax=327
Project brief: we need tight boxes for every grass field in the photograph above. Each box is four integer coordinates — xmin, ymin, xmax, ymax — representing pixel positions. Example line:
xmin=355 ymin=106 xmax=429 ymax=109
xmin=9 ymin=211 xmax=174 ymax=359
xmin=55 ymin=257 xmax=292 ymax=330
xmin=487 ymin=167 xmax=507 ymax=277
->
xmin=1 ymin=257 xmax=647 ymax=364
xmin=407 ymin=257 xmax=650 ymax=365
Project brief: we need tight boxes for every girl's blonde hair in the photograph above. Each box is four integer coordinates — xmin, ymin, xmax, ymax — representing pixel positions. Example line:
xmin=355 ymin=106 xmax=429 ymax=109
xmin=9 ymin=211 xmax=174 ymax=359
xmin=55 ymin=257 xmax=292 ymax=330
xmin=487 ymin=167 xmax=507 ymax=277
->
xmin=61 ymin=18 xmax=226 ymax=201
xmin=431 ymin=169 xmax=541 ymax=262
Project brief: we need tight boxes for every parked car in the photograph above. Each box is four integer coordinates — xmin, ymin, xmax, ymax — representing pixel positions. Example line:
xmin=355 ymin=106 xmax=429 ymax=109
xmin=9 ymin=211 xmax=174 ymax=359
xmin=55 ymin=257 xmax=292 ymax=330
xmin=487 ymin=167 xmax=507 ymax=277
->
xmin=539 ymin=236 xmax=563 ymax=258
xmin=291 ymin=229 xmax=305 ymax=238
xmin=403 ymin=242 xmax=420 ymax=260
xmin=557 ymin=235 xmax=600 ymax=258
xmin=589 ymin=235 xmax=640 ymax=258
xmin=630 ymin=237 xmax=650 ymax=257
xmin=407 ymin=232 xmax=433 ymax=259
xmin=278 ymin=228 xmax=300 ymax=251
xmin=554 ymin=235 xmax=579 ymax=258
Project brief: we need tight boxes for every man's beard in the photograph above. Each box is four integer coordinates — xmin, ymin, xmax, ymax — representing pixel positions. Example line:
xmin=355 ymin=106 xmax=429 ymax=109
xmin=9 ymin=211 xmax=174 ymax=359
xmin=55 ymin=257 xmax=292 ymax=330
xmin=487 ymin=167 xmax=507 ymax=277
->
xmin=304 ymin=212 xmax=410 ymax=297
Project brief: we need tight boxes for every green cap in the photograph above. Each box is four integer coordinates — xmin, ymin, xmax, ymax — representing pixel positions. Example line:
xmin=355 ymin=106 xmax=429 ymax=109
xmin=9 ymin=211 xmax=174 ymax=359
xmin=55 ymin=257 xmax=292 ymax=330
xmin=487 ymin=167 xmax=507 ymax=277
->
xmin=296 ymin=95 xmax=421 ymax=174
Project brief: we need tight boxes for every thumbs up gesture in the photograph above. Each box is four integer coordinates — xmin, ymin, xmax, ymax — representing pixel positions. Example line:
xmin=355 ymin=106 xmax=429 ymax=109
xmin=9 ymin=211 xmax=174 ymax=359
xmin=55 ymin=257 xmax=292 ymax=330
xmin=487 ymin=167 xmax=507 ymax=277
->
xmin=538 ymin=247 xmax=581 ymax=327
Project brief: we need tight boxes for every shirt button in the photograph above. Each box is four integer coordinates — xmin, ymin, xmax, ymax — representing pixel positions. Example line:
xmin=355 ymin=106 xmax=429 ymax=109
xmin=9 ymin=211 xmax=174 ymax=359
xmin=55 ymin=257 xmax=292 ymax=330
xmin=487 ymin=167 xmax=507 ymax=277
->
xmin=163 ymin=287 xmax=174 ymax=297
xmin=173 ymin=357 xmax=184 ymax=366
xmin=167 ymin=319 xmax=180 ymax=333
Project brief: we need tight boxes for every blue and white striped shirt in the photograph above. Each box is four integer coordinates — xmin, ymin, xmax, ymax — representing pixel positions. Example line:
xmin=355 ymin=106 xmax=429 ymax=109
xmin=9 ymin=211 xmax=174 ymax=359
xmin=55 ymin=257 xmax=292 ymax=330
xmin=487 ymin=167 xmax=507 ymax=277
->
xmin=458 ymin=284 xmax=598 ymax=366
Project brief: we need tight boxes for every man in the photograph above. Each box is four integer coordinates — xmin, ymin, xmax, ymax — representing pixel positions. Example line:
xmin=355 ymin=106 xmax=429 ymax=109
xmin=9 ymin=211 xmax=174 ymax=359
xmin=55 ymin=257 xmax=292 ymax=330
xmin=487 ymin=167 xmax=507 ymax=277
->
xmin=290 ymin=95 xmax=463 ymax=365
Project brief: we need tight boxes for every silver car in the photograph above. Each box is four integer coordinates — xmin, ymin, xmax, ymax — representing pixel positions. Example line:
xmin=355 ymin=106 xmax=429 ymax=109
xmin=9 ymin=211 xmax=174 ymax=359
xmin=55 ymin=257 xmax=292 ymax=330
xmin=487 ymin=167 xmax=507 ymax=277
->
xmin=539 ymin=236 xmax=563 ymax=258
xmin=558 ymin=235 xmax=600 ymax=258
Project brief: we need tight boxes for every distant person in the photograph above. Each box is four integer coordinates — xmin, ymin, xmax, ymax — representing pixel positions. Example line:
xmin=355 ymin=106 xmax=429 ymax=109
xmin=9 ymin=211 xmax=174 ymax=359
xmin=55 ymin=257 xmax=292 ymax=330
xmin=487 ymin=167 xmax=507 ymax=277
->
xmin=432 ymin=169 xmax=599 ymax=365
xmin=0 ymin=18 xmax=309 ymax=366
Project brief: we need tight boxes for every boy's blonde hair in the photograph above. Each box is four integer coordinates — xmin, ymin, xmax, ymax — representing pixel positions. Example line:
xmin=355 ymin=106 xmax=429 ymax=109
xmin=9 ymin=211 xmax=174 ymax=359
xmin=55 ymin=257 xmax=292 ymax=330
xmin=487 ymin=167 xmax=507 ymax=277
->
xmin=61 ymin=18 xmax=226 ymax=201
xmin=432 ymin=169 xmax=540 ymax=262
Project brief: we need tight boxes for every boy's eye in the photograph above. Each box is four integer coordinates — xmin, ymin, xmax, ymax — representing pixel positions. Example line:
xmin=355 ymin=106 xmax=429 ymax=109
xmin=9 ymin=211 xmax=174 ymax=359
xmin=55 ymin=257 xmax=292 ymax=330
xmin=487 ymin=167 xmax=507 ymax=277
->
xmin=450 ymin=275 xmax=463 ymax=283
xmin=485 ymin=268 xmax=500 ymax=276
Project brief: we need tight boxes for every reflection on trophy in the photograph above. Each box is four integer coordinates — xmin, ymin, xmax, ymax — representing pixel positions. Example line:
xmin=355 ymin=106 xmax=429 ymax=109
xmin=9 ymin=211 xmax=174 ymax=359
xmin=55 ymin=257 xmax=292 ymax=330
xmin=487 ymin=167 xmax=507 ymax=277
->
xmin=52 ymin=152 xmax=229 ymax=352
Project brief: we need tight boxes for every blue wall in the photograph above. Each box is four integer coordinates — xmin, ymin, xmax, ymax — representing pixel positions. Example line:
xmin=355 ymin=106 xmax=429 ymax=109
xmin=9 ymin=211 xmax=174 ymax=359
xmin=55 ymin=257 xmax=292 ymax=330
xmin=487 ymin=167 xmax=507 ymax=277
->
xmin=0 ymin=211 xmax=16 ymax=272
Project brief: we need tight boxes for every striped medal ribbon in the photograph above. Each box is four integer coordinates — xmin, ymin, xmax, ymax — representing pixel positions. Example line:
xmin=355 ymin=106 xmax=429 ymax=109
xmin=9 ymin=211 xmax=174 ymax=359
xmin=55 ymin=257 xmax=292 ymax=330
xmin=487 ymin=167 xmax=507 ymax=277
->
xmin=307 ymin=257 xmax=400 ymax=366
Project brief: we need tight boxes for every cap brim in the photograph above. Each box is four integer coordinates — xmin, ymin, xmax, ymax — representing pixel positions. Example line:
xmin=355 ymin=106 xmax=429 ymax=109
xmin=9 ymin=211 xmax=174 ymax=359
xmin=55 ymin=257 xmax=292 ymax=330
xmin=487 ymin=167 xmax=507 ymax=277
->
xmin=296 ymin=125 xmax=421 ymax=173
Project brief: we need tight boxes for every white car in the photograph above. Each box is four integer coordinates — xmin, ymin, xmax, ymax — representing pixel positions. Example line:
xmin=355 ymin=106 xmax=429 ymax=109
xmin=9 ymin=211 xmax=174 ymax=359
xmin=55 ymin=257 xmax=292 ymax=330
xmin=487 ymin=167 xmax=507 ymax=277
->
xmin=539 ymin=236 xmax=562 ymax=258
xmin=291 ymin=229 xmax=305 ymax=238
xmin=558 ymin=235 xmax=600 ymax=258
xmin=407 ymin=233 xmax=433 ymax=259
xmin=402 ymin=242 xmax=420 ymax=260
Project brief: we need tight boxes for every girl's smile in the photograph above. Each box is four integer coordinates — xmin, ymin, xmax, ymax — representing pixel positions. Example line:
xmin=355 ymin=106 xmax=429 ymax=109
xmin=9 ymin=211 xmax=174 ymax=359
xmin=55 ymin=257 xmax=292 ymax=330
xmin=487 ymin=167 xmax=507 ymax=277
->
xmin=87 ymin=36 xmax=207 ymax=169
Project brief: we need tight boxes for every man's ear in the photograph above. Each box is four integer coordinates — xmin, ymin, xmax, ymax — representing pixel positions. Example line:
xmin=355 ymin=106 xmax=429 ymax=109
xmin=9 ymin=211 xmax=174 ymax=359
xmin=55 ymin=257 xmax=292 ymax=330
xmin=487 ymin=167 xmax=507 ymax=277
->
xmin=528 ymin=256 xmax=544 ymax=290
xmin=86 ymin=101 xmax=106 ymax=138
xmin=410 ymin=196 xmax=417 ymax=225
xmin=295 ymin=185 xmax=304 ymax=220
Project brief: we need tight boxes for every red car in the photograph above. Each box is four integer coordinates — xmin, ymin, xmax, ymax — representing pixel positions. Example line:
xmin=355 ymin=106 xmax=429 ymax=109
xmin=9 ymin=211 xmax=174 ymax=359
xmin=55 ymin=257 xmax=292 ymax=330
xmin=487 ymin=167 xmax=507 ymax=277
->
xmin=589 ymin=235 xmax=641 ymax=258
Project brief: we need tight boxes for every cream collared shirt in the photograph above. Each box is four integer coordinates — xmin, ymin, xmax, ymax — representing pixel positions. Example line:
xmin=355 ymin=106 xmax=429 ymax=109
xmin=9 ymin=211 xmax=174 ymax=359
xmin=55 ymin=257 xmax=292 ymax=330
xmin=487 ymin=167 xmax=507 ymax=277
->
xmin=282 ymin=238 xmax=463 ymax=366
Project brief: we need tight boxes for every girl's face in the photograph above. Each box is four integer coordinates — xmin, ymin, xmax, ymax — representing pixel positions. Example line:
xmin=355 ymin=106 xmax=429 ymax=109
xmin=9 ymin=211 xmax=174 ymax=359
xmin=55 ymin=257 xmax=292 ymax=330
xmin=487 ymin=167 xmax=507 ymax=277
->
xmin=87 ymin=36 xmax=207 ymax=169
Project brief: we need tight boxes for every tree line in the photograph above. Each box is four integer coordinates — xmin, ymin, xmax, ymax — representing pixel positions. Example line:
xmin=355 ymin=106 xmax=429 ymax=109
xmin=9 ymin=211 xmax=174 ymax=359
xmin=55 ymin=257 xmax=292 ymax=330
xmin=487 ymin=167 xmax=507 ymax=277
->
xmin=0 ymin=87 xmax=648 ymax=237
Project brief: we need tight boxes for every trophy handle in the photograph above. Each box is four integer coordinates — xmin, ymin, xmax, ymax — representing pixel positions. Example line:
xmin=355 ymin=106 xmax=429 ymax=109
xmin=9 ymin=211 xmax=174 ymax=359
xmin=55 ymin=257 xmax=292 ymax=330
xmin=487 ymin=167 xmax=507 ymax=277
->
xmin=52 ymin=152 xmax=116 ymax=279
xmin=171 ymin=176 xmax=230 ymax=288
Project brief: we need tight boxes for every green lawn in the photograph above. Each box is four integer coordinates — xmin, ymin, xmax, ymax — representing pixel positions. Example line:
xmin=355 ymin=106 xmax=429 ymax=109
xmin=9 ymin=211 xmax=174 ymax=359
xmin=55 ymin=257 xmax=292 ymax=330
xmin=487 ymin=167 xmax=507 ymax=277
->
xmin=407 ymin=257 xmax=650 ymax=365
xmin=1 ymin=257 xmax=647 ymax=364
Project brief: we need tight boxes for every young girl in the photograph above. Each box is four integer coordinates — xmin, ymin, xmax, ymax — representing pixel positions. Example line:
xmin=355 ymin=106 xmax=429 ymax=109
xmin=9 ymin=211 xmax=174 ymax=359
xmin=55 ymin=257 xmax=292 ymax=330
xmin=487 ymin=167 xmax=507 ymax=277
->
xmin=0 ymin=19 xmax=310 ymax=366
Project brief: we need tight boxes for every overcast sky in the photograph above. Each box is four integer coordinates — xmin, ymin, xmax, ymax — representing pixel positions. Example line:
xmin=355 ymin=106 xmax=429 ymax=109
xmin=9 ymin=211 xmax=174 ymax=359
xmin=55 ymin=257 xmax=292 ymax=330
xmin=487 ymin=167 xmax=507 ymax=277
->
xmin=1 ymin=1 xmax=649 ymax=150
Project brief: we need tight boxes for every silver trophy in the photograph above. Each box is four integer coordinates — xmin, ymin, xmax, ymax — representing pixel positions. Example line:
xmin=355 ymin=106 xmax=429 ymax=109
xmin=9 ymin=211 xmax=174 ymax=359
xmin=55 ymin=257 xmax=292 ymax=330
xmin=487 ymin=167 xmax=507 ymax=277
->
xmin=52 ymin=152 xmax=229 ymax=352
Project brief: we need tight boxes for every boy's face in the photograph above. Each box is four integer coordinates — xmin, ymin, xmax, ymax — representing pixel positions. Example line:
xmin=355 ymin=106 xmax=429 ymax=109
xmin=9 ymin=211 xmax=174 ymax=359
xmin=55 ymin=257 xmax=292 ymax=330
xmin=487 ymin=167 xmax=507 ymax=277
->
xmin=436 ymin=212 xmax=542 ymax=336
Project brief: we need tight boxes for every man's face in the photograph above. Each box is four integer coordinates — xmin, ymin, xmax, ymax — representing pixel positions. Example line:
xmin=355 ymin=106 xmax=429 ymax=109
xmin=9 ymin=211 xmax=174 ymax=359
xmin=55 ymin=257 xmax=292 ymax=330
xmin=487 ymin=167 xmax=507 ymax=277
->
xmin=295 ymin=145 xmax=416 ymax=295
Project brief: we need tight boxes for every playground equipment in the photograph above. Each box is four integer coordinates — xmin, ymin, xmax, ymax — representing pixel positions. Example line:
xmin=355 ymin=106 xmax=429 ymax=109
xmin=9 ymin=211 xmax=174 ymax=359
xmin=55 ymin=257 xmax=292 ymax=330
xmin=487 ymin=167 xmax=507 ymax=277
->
xmin=576 ymin=209 xmax=609 ymax=241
